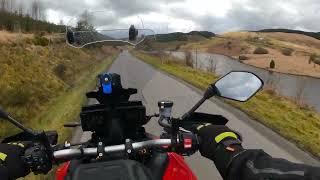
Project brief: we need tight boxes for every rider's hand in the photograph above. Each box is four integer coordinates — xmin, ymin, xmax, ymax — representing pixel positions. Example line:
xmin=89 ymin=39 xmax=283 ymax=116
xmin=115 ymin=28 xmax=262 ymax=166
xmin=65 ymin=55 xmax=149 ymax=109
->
xmin=195 ymin=124 xmax=242 ymax=159
xmin=195 ymin=124 xmax=245 ymax=178
xmin=0 ymin=142 xmax=32 ymax=179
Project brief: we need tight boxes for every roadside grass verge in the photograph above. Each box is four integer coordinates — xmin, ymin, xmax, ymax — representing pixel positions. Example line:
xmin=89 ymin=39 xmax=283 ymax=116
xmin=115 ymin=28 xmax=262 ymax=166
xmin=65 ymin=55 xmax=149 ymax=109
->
xmin=25 ymin=53 xmax=117 ymax=180
xmin=31 ymin=53 xmax=118 ymax=141
xmin=132 ymin=51 xmax=218 ymax=89
xmin=0 ymin=33 xmax=119 ymax=179
xmin=132 ymin=51 xmax=320 ymax=158
xmin=0 ymin=37 xmax=118 ymax=137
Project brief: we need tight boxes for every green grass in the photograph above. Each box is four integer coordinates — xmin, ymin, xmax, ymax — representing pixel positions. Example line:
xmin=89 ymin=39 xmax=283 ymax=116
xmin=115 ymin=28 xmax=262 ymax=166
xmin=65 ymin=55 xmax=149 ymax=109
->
xmin=132 ymin=51 xmax=218 ymax=89
xmin=0 ymin=34 xmax=119 ymax=179
xmin=24 ymin=54 xmax=117 ymax=180
xmin=30 ymin=53 xmax=117 ymax=141
xmin=132 ymin=51 xmax=320 ymax=158
xmin=0 ymin=37 xmax=118 ymax=136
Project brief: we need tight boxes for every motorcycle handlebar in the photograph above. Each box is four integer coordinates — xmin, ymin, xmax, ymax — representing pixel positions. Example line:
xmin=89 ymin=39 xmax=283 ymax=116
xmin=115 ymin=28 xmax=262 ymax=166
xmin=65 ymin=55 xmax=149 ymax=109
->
xmin=53 ymin=139 xmax=172 ymax=159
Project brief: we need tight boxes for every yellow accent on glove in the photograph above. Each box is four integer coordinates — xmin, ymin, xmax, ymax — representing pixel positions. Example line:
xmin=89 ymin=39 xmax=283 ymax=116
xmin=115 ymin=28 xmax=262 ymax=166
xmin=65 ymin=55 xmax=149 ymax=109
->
xmin=7 ymin=142 xmax=25 ymax=148
xmin=215 ymin=132 xmax=238 ymax=143
xmin=0 ymin=152 xmax=7 ymax=161
xmin=196 ymin=123 xmax=212 ymax=131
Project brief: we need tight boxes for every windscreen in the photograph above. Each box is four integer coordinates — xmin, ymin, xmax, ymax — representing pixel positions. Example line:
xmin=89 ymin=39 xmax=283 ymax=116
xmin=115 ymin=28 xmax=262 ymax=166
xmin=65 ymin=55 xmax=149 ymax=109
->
xmin=66 ymin=11 xmax=155 ymax=48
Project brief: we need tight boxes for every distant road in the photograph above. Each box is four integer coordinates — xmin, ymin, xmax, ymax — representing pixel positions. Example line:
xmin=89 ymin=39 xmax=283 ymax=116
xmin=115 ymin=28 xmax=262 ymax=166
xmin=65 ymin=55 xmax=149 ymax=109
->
xmin=75 ymin=51 xmax=319 ymax=180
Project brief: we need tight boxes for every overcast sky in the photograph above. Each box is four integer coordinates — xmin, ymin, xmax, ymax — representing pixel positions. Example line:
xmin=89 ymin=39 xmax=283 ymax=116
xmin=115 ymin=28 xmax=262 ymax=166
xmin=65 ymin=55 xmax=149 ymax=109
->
xmin=23 ymin=0 xmax=320 ymax=33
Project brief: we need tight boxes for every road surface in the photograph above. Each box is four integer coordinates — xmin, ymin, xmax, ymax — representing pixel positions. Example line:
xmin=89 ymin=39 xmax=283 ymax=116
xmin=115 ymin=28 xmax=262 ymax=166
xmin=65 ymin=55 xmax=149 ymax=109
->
xmin=74 ymin=51 xmax=319 ymax=180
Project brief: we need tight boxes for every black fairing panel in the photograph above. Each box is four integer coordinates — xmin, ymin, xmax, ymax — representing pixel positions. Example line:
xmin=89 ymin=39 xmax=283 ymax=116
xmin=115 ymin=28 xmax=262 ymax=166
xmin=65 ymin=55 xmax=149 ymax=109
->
xmin=70 ymin=160 xmax=154 ymax=180
xmin=147 ymin=152 xmax=169 ymax=180
xmin=179 ymin=112 xmax=228 ymax=130
xmin=188 ymin=112 xmax=228 ymax=125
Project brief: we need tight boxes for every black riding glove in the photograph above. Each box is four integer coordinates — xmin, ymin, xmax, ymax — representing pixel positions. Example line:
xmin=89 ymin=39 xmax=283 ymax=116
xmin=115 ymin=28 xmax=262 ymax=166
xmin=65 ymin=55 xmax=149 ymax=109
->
xmin=0 ymin=142 xmax=32 ymax=179
xmin=195 ymin=124 xmax=245 ymax=178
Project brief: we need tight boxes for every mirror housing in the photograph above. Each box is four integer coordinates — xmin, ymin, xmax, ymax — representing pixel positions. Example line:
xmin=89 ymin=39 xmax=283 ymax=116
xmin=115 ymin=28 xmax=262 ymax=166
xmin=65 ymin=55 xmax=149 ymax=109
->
xmin=181 ymin=71 xmax=263 ymax=120
xmin=212 ymin=71 xmax=263 ymax=102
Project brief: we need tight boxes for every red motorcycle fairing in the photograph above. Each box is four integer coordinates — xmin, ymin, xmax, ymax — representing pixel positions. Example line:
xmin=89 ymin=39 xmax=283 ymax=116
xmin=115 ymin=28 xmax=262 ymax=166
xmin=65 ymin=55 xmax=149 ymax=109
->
xmin=164 ymin=153 xmax=197 ymax=180
xmin=56 ymin=161 xmax=70 ymax=180
xmin=56 ymin=152 xmax=197 ymax=180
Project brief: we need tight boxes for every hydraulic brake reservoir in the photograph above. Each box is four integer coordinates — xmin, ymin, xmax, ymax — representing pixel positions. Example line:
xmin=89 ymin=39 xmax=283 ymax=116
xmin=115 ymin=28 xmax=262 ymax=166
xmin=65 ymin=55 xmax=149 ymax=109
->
xmin=158 ymin=100 xmax=174 ymax=119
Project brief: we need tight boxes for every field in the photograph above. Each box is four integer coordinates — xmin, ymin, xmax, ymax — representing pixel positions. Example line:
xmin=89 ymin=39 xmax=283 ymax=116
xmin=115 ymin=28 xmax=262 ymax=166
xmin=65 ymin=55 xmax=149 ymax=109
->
xmin=137 ymin=33 xmax=209 ymax=51
xmin=0 ymin=30 xmax=33 ymax=43
xmin=0 ymin=30 xmax=118 ymax=140
xmin=132 ymin=51 xmax=320 ymax=158
xmin=0 ymin=31 xmax=119 ymax=180
xmin=180 ymin=31 xmax=320 ymax=77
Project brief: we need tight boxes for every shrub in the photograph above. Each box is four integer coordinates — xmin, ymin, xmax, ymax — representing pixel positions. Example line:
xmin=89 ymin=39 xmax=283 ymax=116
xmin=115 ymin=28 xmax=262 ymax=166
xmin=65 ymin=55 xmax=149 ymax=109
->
xmin=36 ymin=31 xmax=46 ymax=37
xmin=239 ymin=55 xmax=249 ymax=61
xmin=270 ymin=60 xmax=276 ymax=69
xmin=185 ymin=51 xmax=193 ymax=67
xmin=253 ymin=47 xmax=269 ymax=54
xmin=226 ymin=41 xmax=232 ymax=50
xmin=33 ymin=35 xmax=50 ymax=46
xmin=310 ymin=54 xmax=320 ymax=65
xmin=281 ymin=48 xmax=294 ymax=56
xmin=313 ymin=58 xmax=320 ymax=65
xmin=175 ymin=44 xmax=181 ymax=51
xmin=53 ymin=64 xmax=67 ymax=80
xmin=6 ymin=87 xmax=33 ymax=106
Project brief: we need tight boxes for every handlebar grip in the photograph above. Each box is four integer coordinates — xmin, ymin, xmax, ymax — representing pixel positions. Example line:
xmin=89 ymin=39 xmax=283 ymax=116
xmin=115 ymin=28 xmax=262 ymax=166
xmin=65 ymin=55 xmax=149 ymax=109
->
xmin=24 ymin=144 xmax=52 ymax=175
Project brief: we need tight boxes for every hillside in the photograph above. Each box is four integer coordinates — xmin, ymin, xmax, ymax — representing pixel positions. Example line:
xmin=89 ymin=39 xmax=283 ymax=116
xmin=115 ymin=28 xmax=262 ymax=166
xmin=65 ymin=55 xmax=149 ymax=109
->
xmin=0 ymin=31 xmax=118 ymax=138
xmin=0 ymin=11 xmax=65 ymax=33
xmin=156 ymin=31 xmax=215 ymax=42
xmin=257 ymin=29 xmax=320 ymax=40
xmin=138 ymin=31 xmax=215 ymax=51
xmin=180 ymin=31 xmax=320 ymax=77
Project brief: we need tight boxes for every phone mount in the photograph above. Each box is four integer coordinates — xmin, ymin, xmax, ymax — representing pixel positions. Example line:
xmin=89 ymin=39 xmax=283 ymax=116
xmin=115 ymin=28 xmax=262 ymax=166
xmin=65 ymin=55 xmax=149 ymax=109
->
xmin=86 ymin=73 xmax=137 ymax=105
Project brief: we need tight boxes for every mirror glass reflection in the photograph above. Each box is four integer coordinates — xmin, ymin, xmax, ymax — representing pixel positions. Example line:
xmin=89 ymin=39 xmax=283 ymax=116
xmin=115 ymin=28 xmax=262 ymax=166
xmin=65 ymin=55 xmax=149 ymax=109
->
xmin=214 ymin=72 xmax=263 ymax=102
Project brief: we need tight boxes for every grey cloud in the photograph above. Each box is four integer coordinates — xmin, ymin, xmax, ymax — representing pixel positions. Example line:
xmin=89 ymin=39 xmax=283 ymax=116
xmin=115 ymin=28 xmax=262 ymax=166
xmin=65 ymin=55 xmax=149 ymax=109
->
xmin=167 ymin=0 xmax=320 ymax=33
xmin=20 ymin=0 xmax=320 ymax=33
xmin=100 ymin=0 xmax=159 ymax=17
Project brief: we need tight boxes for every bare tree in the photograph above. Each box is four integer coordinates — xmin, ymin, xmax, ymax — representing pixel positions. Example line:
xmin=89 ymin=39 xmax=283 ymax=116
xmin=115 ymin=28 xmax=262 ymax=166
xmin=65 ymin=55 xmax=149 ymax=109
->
xmin=31 ymin=0 xmax=44 ymax=20
xmin=207 ymin=56 xmax=217 ymax=73
xmin=59 ymin=19 xmax=64 ymax=25
xmin=295 ymin=77 xmax=307 ymax=106
xmin=1 ymin=0 xmax=7 ymax=12
xmin=185 ymin=50 xmax=193 ymax=67
xmin=18 ymin=2 xmax=23 ymax=15
xmin=265 ymin=73 xmax=280 ymax=92
xmin=77 ymin=10 xmax=94 ymax=30
xmin=9 ymin=0 xmax=14 ymax=12
xmin=31 ymin=0 xmax=38 ymax=19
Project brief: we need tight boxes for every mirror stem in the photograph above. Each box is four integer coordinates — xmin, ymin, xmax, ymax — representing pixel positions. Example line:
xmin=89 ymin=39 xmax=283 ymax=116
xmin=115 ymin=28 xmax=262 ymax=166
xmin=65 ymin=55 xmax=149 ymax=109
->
xmin=181 ymin=86 xmax=218 ymax=120
xmin=181 ymin=96 xmax=207 ymax=120
xmin=6 ymin=115 xmax=35 ymax=136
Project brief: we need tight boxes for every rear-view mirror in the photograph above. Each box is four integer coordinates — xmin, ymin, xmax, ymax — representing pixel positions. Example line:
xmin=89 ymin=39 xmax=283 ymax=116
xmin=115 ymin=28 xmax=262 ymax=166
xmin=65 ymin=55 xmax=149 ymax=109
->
xmin=213 ymin=71 xmax=263 ymax=102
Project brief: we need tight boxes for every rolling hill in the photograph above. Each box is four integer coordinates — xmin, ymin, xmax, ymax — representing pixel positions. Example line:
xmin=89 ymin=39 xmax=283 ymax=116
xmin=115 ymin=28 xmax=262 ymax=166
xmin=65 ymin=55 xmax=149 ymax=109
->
xmin=256 ymin=29 xmax=320 ymax=40
xmin=145 ymin=29 xmax=320 ymax=77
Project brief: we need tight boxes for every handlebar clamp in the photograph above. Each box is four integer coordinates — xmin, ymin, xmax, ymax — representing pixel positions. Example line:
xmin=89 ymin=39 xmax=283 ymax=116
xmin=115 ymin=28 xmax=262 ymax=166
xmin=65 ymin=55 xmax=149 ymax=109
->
xmin=125 ymin=139 xmax=135 ymax=158
xmin=97 ymin=142 xmax=105 ymax=158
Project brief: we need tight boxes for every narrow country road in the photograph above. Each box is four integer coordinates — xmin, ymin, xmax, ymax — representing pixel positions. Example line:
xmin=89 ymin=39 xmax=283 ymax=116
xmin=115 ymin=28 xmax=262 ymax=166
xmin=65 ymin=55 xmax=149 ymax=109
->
xmin=75 ymin=51 xmax=320 ymax=180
